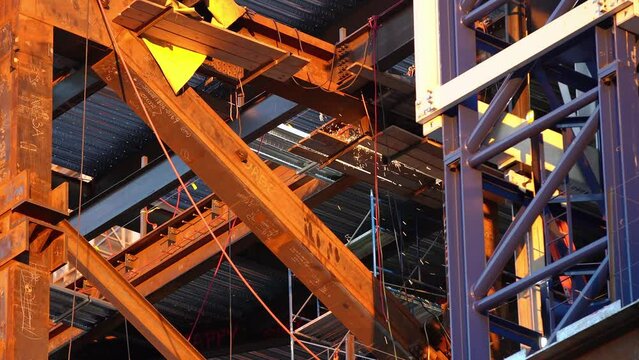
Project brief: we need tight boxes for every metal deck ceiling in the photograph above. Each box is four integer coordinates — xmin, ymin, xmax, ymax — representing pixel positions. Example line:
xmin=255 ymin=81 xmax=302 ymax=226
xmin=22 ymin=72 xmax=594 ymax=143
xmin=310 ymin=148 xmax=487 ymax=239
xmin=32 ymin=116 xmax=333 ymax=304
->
xmin=155 ymin=259 xmax=287 ymax=327
xmin=53 ymin=87 xmax=152 ymax=177
xmin=236 ymin=0 xmax=359 ymax=35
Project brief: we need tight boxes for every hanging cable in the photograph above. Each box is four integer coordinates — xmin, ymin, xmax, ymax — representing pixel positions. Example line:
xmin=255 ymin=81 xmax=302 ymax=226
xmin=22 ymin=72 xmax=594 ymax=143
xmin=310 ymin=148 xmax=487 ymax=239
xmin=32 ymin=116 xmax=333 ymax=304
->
xmin=187 ymin=217 xmax=237 ymax=341
xmin=328 ymin=332 xmax=350 ymax=359
xmin=368 ymin=13 xmax=399 ymax=359
xmin=124 ymin=318 xmax=132 ymax=360
xmin=228 ymin=207 xmax=233 ymax=360
xmin=67 ymin=1 xmax=91 ymax=357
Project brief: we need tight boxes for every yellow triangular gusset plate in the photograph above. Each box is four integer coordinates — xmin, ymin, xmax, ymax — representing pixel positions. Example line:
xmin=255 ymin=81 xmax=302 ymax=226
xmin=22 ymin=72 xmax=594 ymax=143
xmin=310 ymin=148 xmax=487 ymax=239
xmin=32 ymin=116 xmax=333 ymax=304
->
xmin=143 ymin=0 xmax=244 ymax=94
xmin=143 ymin=37 xmax=206 ymax=93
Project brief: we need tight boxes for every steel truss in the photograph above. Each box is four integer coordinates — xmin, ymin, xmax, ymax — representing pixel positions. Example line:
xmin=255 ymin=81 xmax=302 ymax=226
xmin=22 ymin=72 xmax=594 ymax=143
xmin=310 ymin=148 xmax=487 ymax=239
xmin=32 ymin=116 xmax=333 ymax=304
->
xmin=416 ymin=0 xmax=639 ymax=358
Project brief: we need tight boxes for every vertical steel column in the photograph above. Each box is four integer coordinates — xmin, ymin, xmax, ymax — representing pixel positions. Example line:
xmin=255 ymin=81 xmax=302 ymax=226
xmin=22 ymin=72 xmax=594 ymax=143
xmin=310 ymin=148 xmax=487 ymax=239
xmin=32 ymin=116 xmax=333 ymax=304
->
xmin=444 ymin=1 xmax=490 ymax=358
xmin=346 ymin=333 xmax=355 ymax=360
xmin=596 ymin=23 xmax=639 ymax=305
xmin=0 ymin=3 xmax=59 ymax=358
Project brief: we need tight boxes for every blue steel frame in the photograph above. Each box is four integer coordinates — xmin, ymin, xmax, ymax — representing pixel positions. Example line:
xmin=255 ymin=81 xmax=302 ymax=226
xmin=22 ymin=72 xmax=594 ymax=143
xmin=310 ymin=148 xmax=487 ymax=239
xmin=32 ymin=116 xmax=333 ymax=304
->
xmin=438 ymin=1 xmax=639 ymax=358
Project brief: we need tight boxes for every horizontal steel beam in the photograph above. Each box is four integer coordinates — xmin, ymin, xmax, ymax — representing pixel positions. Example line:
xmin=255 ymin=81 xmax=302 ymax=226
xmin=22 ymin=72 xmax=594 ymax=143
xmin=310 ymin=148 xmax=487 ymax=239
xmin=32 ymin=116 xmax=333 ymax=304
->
xmin=417 ymin=0 xmax=632 ymax=124
xmin=228 ymin=95 xmax=303 ymax=143
xmin=70 ymin=154 xmax=192 ymax=238
xmin=53 ymin=69 xmax=105 ymax=118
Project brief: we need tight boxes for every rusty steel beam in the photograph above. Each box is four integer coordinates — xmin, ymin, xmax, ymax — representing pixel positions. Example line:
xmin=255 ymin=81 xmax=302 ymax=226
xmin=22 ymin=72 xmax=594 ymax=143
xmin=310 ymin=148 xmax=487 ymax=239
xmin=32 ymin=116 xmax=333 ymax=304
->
xmin=90 ymin=26 xmax=423 ymax=357
xmin=20 ymin=0 xmax=370 ymax=128
xmin=60 ymin=220 xmax=204 ymax=360
xmin=108 ymin=166 xmax=308 ymax=296
xmin=49 ymin=173 xmax=350 ymax=355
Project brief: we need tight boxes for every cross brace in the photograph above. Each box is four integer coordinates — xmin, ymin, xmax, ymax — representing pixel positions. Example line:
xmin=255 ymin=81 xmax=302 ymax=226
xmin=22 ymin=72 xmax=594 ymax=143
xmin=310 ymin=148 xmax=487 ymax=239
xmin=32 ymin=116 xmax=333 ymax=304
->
xmin=90 ymin=26 xmax=423 ymax=358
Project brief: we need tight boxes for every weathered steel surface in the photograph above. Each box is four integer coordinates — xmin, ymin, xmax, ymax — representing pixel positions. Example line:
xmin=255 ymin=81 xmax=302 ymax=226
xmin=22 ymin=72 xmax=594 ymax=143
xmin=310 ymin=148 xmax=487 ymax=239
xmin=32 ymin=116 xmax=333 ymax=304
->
xmin=0 ymin=12 xmax=53 ymax=203
xmin=49 ymin=172 xmax=350 ymax=355
xmin=0 ymin=3 xmax=57 ymax=359
xmin=0 ymin=261 xmax=50 ymax=359
xmin=61 ymin=220 xmax=204 ymax=360
xmin=91 ymin=29 xmax=423 ymax=357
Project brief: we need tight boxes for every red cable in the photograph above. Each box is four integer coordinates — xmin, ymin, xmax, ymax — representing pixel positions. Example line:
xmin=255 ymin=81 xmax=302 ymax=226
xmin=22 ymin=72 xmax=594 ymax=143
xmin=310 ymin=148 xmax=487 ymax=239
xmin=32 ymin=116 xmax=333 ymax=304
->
xmin=158 ymin=197 xmax=180 ymax=213
xmin=188 ymin=137 xmax=265 ymax=344
xmin=187 ymin=216 xmax=238 ymax=341
xmin=368 ymin=15 xmax=388 ymax=319
xmin=97 ymin=2 xmax=323 ymax=357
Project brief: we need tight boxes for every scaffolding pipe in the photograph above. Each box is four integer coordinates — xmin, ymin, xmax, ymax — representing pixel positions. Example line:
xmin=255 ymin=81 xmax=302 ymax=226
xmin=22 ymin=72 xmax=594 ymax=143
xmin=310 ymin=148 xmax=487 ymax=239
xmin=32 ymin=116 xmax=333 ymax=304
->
xmin=474 ymin=236 xmax=607 ymax=312
xmin=472 ymin=109 xmax=600 ymax=299
xmin=464 ymin=0 xmax=579 ymax=152
xmin=288 ymin=269 xmax=294 ymax=360
xmin=468 ymin=88 xmax=598 ymax=167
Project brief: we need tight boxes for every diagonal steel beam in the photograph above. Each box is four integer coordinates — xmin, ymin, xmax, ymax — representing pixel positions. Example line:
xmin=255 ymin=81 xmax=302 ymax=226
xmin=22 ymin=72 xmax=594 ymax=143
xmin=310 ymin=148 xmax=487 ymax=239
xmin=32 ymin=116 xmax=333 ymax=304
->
xmin=60 ymin=220 xmax=204 ymax=360
xmin=464 ymin=0 xmax=579 ymax=152
xmin=50 ymin=171 xmax=345 ymax=356
xmin=547 ymin=256 xmax=610 ymax=342
xmin=474 ymin=236 xmax=608 ymax=312
xmin=468 ymin=88 xmax=598 ymax=167
xmin=70 ymin=91 xmax=301 ymax=239
xmin=90 ymin=29 xmax=423 ymax=360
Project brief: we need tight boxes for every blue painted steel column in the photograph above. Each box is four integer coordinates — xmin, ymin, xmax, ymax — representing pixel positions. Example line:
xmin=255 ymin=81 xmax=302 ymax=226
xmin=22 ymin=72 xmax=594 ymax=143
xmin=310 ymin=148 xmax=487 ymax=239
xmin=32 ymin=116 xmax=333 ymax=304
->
xmin=444 ymin=1 xmax=490 ymax=358
xmin=596 ymin=24 xmax=639 ymax=305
